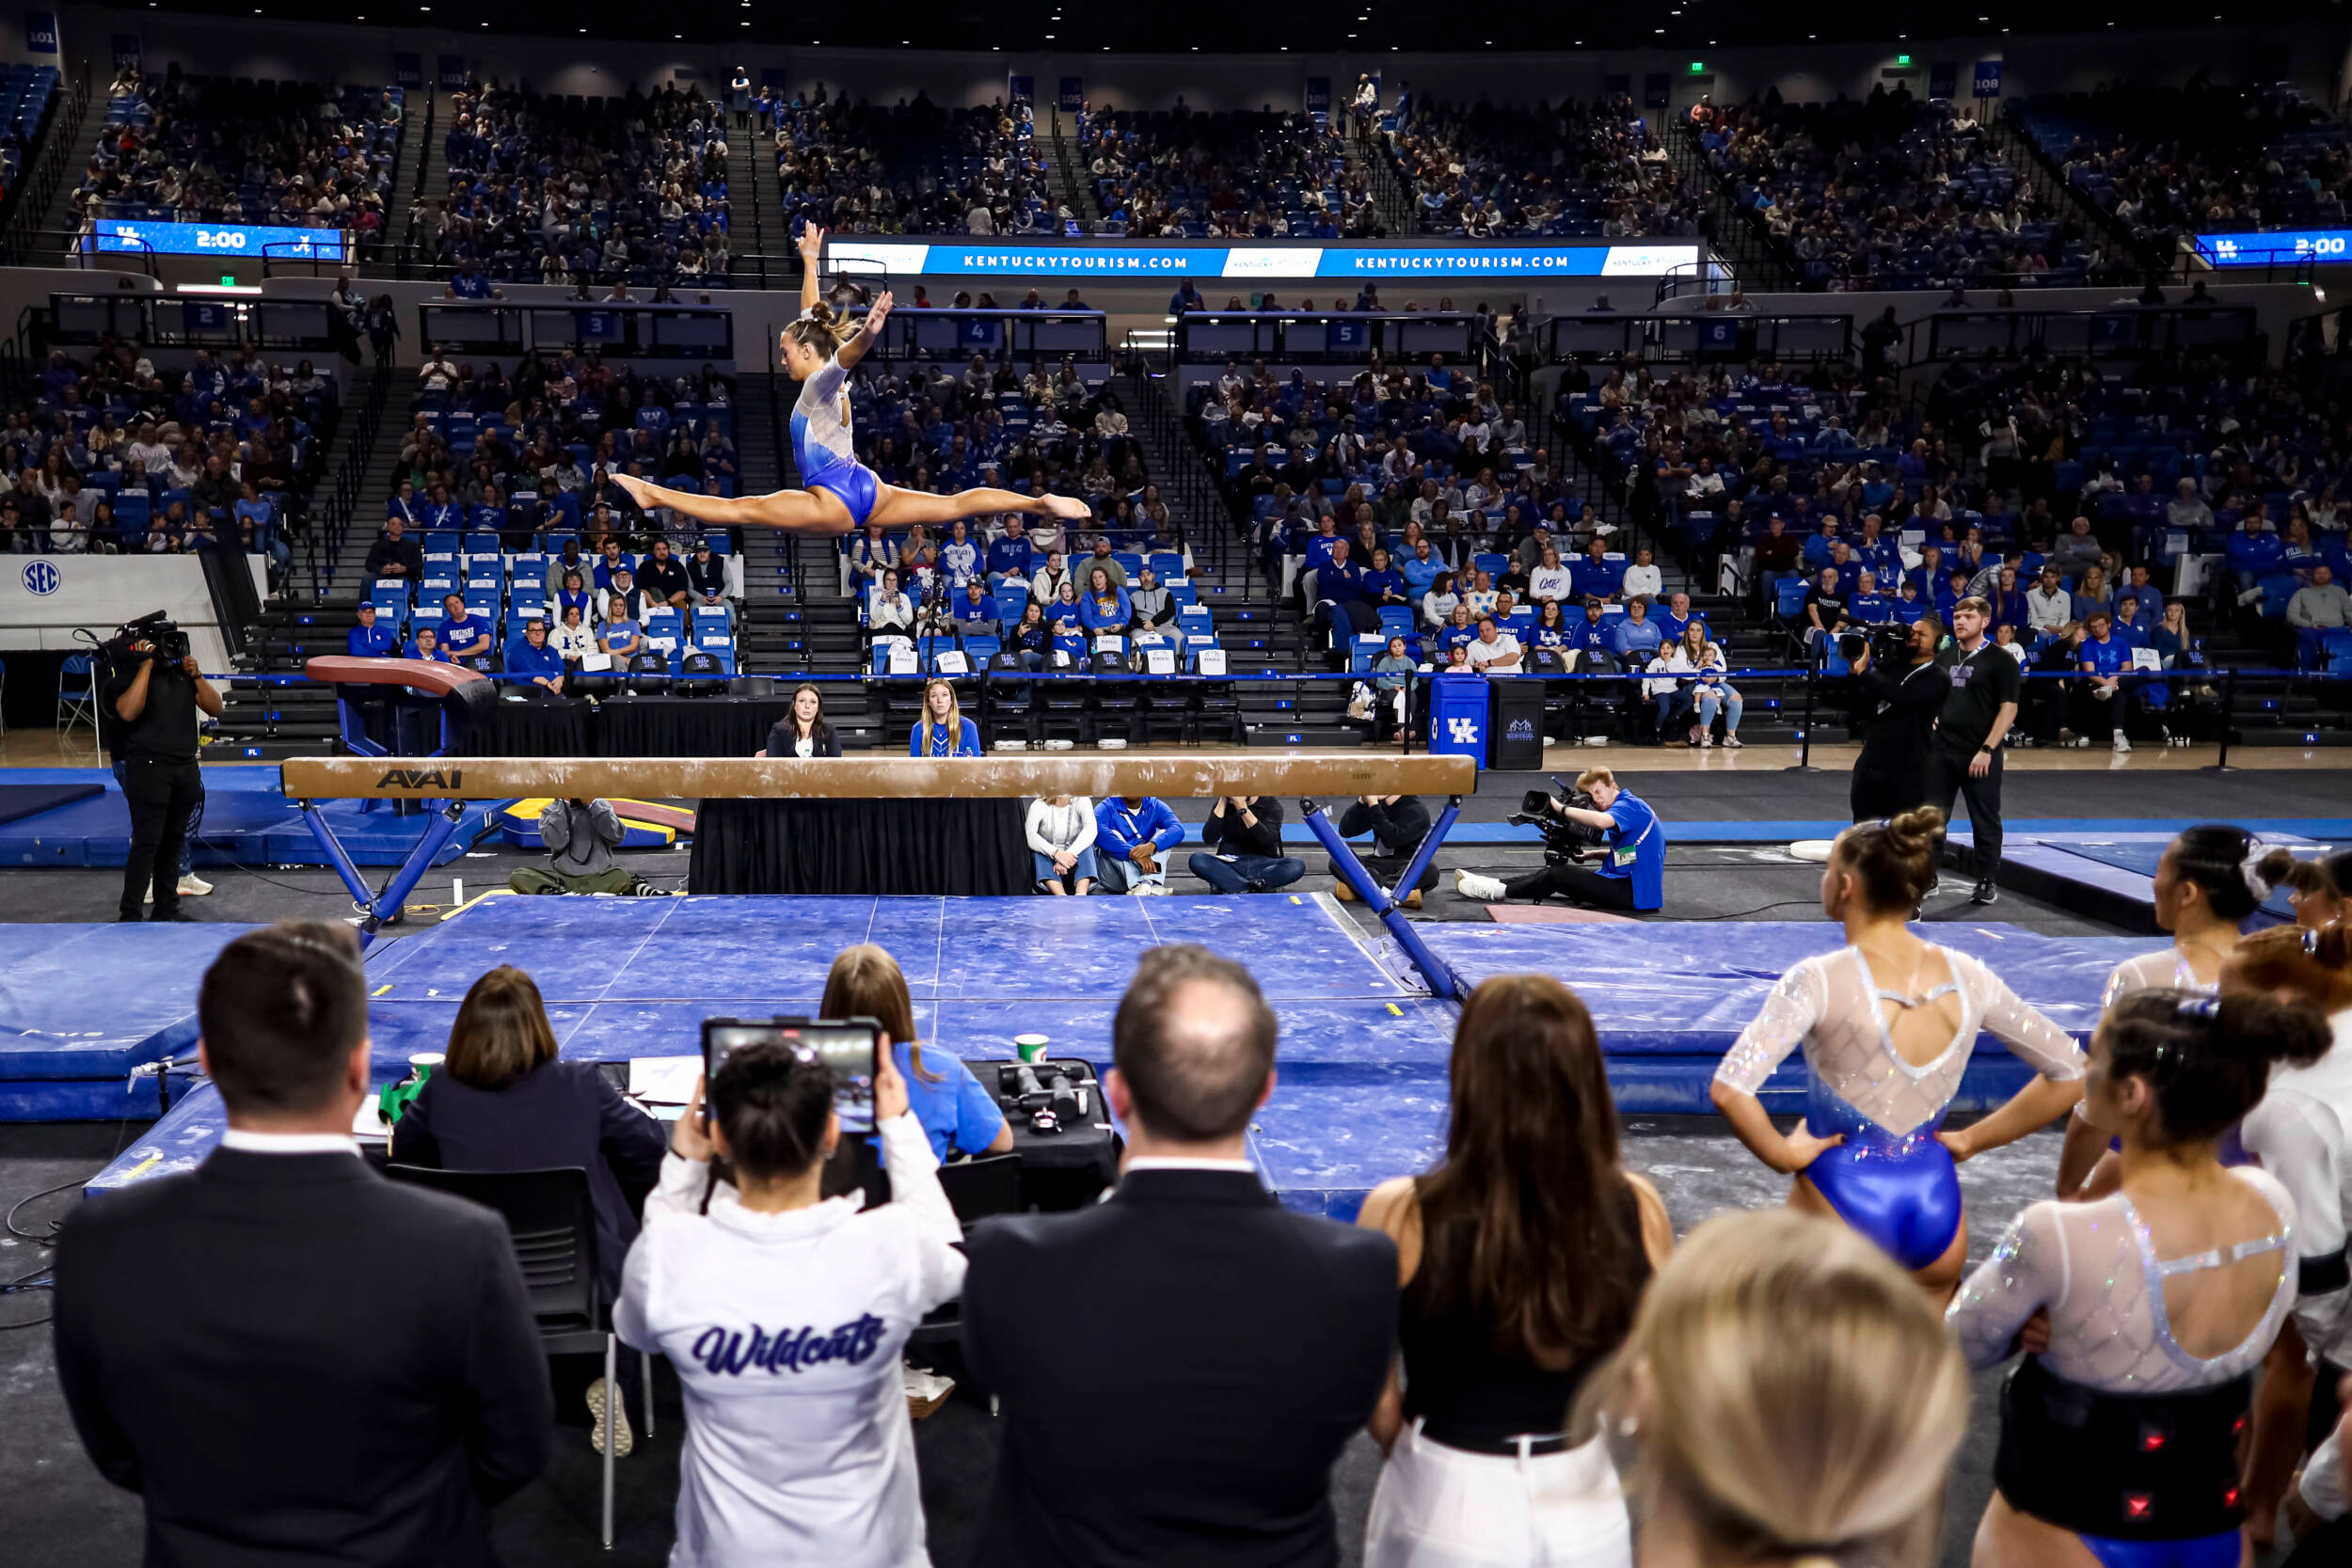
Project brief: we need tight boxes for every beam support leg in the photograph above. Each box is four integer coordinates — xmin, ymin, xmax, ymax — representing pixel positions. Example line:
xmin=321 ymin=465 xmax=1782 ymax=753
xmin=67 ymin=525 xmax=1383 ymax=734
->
xmin=1301 ymin=798 xmax=1470 ymax=1004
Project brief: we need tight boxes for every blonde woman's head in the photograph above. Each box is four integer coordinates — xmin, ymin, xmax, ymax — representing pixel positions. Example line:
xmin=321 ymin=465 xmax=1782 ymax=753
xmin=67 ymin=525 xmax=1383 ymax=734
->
xmin=1583 ymin=1211 xmax=1967 ymax=1568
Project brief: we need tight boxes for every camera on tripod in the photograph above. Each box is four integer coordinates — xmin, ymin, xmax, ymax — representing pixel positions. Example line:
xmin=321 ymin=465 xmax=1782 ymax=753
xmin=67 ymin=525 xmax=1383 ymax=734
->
xmin=1507 ymin=783 xmax=1605 ymax=864
xmin=100 ymin=610 xmax=190 ymax=666
xmin=1836 ymin=624 xmax=1912 ymax=667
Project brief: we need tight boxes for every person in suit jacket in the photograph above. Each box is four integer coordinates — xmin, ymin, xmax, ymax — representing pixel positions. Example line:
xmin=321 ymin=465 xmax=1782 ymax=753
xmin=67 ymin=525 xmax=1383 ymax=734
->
xmin=962 ymin=943 xmax=1399 ymax=1567
xmin=764 ymin=681 xmax=844 ymax=757
xmin=53 ymin=922 xmax=552 ymax=1568
xmin=392 ymin=964 xmax=665 ymax=1454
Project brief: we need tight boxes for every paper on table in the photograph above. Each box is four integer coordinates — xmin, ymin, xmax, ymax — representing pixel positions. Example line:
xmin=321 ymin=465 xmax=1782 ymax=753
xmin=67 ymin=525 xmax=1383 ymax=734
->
xmin=628 ymin=1055 xmax=702 ymax=1104
xmin=354 ymin=1096 xmax=390 ymax=1140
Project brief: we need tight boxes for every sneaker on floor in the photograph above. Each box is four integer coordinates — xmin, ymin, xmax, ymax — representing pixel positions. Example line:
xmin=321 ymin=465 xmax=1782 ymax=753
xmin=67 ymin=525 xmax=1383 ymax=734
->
xmin=1132 ymin=881 xmax=1169 ymax=895
xmin=177 ymin=874 xmax=213 ymax=897
xmin=1333 ymin=880 xmax=1356 ymax=902
xmin=1455 ymin=870 xmax=1508 ymax=902
xmin=1403 ymin=888 xmax=1423 ymax=910
xmin=1971 ymin=879 xmax=1999 ymax=906
xmin=2112 ymin=736 xmax=2132 ymax=753
xmin=586 ymin=1378 xmax=634 ymax=1458
xmin=1722 ymin=735 xmax=1742 ymax=749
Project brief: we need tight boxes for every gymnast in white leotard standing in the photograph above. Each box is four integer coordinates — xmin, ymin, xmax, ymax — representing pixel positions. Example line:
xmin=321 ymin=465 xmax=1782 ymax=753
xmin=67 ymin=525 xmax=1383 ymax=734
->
xmin=2055 ymin=824 xmax=2266 ymax=1202
xmin=611 ymin=225 xmax=1092 ymax=538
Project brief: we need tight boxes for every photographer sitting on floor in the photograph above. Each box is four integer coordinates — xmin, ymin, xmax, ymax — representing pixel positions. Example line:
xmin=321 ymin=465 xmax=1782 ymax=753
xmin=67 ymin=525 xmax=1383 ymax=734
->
xmin=1454 ymin=767 xmax=1663 ymax=912
xmin=509 ymin=798 xmax=660 ymax=896
xmin=1326 ymin=794 xmax=1439 ymax=909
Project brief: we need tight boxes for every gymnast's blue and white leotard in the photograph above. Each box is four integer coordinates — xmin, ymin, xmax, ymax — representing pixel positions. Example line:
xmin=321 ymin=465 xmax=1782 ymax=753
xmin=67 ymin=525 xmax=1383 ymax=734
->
xmin=791 ymin=353 xmax=882 ymax=528
xmin=1715 ymin=944 xmax=2083 ymax=1271
xmin=1950 ymin=1167 xmax=2299 ymax=1568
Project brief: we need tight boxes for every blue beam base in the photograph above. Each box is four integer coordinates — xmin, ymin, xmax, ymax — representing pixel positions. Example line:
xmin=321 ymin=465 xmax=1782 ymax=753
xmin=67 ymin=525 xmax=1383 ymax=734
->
xmin=1300 ymin=798 xmax=1470 ymax=1004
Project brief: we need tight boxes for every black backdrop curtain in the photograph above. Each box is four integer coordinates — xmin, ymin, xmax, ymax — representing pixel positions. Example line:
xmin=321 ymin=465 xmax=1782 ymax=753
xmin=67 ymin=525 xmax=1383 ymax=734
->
xmin=691 ymin=799 xmax=1032 ymax=895
xmin=469 ymin=695 xmax=795 ymax=758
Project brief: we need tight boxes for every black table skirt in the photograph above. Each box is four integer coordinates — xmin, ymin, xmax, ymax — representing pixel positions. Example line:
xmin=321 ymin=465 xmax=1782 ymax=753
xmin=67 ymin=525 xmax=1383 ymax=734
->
xmin=690 ymin=798 xmax=1033 ymax=895
xmin=596 ymin=695 xmax=800 ymax=757
xmin=475 ymin=696 xmax=593 ymax=757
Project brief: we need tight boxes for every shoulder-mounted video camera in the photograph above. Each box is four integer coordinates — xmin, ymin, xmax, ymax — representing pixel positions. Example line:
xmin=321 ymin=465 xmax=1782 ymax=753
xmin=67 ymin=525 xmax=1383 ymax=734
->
xmin=101 ymin=610 xmax=190 ymax=666
xmin=1837 ymin=624 xmax=1914 ymax=667
xmin=1507 ymin=780 xmax=1605 ymax=864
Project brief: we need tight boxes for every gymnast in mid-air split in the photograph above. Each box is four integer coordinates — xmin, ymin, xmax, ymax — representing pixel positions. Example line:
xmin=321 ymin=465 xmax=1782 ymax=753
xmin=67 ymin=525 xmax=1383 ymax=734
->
xmin=610 ymin=224 xmax=1093 ymax=537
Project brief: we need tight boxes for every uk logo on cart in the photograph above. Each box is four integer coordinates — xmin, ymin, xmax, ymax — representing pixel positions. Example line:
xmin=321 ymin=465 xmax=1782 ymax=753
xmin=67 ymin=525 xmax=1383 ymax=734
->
xmin=1448 ymin=717 xmax=1480 ymax=745
xmin=21 ymin=561 xmax=60 ymax=596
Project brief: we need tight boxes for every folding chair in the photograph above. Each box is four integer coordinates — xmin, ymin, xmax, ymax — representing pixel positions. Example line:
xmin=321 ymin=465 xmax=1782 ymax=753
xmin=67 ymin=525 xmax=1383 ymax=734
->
xmin=381 ymin=1164 xmax=651 ymax=1551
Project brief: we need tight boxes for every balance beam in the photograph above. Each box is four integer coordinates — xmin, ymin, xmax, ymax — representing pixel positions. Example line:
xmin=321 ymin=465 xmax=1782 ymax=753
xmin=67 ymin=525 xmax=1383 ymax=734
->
xmin=279 ymin=753 xmax=1477 ymax=801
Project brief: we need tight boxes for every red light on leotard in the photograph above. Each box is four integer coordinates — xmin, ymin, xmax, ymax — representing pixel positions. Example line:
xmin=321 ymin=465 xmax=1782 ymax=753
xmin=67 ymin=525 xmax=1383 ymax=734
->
xmin=2123 ymin=1494 xmax=2153 ymax=1519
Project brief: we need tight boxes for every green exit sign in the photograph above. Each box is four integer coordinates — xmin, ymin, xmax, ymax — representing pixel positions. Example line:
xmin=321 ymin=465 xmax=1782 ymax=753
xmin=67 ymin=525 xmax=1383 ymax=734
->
xmin=1689 ymin=60 xmax=1705 ymax=72
xmin=220 ymin=275 xmax=234 ymax=286
xmin=1896 ymin=53 xmax=1912 ymax=66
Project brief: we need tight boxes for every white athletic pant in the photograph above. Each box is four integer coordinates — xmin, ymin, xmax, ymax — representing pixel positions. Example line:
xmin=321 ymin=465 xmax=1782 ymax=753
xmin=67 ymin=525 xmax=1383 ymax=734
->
xmin=1362 ymin=1420 xmax=1633 ymax=1568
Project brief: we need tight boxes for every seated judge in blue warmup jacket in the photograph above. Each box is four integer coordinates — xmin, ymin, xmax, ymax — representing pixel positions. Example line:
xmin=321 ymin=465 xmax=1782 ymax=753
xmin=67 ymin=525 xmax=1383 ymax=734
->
xmin=910 ymin=677 xmax=982 ymax=756
xmin=821 ymin=943 xmax=1012 ymax=1161
xmin=346 ymin=601 xmax=400 ymax=657
xmin=392 ymin=965 xmax=666 ymax=1298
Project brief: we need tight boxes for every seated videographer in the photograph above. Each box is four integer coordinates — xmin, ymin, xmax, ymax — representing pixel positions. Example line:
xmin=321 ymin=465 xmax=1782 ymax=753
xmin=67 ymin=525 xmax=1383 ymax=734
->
xmin=1326 ymin=794 xmax=1439 ymax=909
xmin=509 ymin=799 xmax=641 ymax=896
xmin=108 ymin=628 xmax=222 ymax=923
xmin=616 ymin=1044 xmax=965 ymax=1565
xmin=1454 ymin=767 xmax=1662 ymax=912
xmin=1846 ymin=615 xmax=1947 ymax=821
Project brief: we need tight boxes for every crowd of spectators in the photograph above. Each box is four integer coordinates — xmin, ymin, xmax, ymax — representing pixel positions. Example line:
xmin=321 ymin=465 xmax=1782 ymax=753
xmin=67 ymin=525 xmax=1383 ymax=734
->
xmin=1692 ymin=83 xmax=2100 ymax=290
xmin=73 ymin=66 xmax=402 ymax=256
xmin=1075 ymin=104 xmax=1374 ymax=239
xmin=0 ymin=341 xmax=326 ymax=578
xmin=1386 ymin=95 xmax=1704 ymax=239
xmin=2016 ymin=79 xmax=2352 ymax=260
xmin=773 ymin=88 xmax=1056 ymax=237
xmin=420 ymin=79 xmax=731 ymax=290
xmin=356 ymin=348 xmax=739 ymax=686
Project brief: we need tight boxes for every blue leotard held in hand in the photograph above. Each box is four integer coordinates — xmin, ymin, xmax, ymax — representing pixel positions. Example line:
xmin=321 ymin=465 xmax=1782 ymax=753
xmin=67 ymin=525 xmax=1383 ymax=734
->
xmin=1716 ymin=944 xmax=2084 ymax=1271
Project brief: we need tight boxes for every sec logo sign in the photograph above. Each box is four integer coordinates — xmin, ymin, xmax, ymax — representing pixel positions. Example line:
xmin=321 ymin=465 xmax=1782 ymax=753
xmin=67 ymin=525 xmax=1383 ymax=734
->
xmin=21 ymin=560 xmax=60 ymax=596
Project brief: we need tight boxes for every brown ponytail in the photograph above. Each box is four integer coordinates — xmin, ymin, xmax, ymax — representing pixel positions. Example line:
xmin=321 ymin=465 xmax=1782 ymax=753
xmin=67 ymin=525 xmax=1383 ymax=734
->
xmin=785 ymin=300 xmax=856 ymax=356
xmin=2228 ymin=920 xmax=2352 ymax=1013
xmin=1836 ymin=806 xmax=1946 ymax=914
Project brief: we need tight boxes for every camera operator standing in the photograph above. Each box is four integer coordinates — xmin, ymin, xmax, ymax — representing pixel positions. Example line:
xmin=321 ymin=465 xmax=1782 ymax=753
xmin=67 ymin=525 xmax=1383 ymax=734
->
xmin=1454 ymin=766 xmax=1663 ymax=912
xmin=1924 ymin=596 xmax=2018 ymax=906
xmin=108 ymin=638 xmax=221 ymax=923
xmin=1846 ymin=614 xmax=1948 ymax=822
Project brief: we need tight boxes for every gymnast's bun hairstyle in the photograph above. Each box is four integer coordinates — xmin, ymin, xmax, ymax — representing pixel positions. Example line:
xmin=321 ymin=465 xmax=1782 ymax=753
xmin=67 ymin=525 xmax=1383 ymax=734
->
xmin=2259 ymin=847 xmax=2352 ymax=918
xmin=2101 ymin=989 xmax=2333 ymax=1145
xmin=2228 ymin=919 xmax=2352 ymax=1014
xmin=1836 ymin=806 xmax=1946 ymax=914
xmin=2167 ymin=822 xmax=2265 ymax=922
xmin=784 ymin=299 xmax=858 ymax=355
xmin=1579 ymin=1211 xmax=1966 ymax=1568
xmin=709 ymin=1039 xmax=834 ymax=1183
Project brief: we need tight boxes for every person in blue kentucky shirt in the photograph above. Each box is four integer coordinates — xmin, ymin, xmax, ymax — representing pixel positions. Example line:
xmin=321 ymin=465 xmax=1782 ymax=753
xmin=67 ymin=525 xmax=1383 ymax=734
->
xmin=346 ymin=601 xmax=400 ymax=658
xmin=1092 ymin=795 xmax=1185 ymax=895
xmin=2074 ymin=609 xmax=2137 ymax=752
xmin=1455 ymin=766 xmax=1663 ymax=912
xmin=437 ymin=593 xmax=495 ymax=668
xmin=504 ymin=619 xmax=566 ymax=697
xmin=909 ymin=678 xmax=981 ymax=757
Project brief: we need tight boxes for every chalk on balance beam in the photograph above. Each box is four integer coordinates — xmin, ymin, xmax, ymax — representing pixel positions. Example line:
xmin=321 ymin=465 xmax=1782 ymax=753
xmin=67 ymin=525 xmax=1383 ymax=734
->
xmin=280 ymin=752 xmax=1479 ymax=802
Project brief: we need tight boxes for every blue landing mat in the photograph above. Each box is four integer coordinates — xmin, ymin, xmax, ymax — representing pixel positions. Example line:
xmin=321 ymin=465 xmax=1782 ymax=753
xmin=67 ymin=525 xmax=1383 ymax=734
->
xmin=0 ymin=923 xmax=263 ymax=1118
xmin=0 ymin=783 xmax=103 ymax=826
xmin=0 ymin=785 xmax=503 ymax=868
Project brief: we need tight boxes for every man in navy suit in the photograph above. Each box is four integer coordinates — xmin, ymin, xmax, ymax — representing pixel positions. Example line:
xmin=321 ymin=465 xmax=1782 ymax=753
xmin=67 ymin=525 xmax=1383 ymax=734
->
xmin=962 ymin=945 xmax=1396 ymax=1567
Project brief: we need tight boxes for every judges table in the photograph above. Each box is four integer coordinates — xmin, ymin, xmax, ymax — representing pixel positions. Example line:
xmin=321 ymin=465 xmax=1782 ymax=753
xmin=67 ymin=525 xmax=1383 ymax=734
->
xmin=476 ymin=694 xmax=797 ymax=758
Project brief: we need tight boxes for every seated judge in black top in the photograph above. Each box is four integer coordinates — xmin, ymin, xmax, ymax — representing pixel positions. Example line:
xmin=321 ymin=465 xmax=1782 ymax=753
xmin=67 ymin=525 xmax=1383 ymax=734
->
xmin=962 ymin=944 xmax=1398 ymax=1568
xmin=762 ymin=681 xmax=843 ymax=757
xmin=1356 ymin=974 xmax=1673 ymax=1564
xmin=54 ymin=923 xmax=552 ymax=1568
xmin=392 ymin=964 xmax=664 ymax=1300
